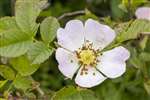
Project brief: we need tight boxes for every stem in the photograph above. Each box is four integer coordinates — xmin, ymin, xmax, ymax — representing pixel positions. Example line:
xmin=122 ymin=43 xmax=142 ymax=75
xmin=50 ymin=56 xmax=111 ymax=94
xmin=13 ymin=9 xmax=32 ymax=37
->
xmin=30 ymin=77 xmax=45 ymax=96
xmin=141 ymin=32 xmax=150 ymax=35
xmin=37 ymin=87 xmax=44 ymax=96
xmin=11 ymin=0 xmax=16 ymax=16
xmin=58 ymin=10 xmax=85 ymax=20
xmin=49 ymin=45 xmax=56 ymax=51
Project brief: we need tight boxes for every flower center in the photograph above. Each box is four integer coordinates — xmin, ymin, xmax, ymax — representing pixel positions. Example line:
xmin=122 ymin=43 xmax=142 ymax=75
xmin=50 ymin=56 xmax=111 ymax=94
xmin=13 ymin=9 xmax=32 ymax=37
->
xmin=79 ymin=49 xmax=96 ymax=65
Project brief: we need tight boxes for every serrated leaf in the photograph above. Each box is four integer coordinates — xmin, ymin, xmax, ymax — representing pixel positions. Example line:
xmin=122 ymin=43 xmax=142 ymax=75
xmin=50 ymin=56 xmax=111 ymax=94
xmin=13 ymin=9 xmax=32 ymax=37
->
xmin=13 ymin=75 xmax=33 ymax=91
xmin=0 ymin=41 xmax=32 ymax=57
xmin=40 ymin=17 xmax=60 ymax=44
xmin=15 ymin=0 xmax=47 ymax=34
xmin=0 ymin=17 xmax=33 ymax=57
xmin=52 ymin=86 xmax=98 ymax=100
xmin=10 ymin=55 xmax=39 ymax=76
xmin=116 ymin=19 xmax=150 ymax=43
xmin=0 ymin=65 xmax=15 ymax=80
xmin=28 ymin=41 xmax=53 ymax=64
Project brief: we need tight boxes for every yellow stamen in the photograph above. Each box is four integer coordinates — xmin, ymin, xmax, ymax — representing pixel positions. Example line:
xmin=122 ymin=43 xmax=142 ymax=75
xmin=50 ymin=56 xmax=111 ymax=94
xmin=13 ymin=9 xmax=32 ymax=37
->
xmin=79 ymin=49 xmax=96 ymax=65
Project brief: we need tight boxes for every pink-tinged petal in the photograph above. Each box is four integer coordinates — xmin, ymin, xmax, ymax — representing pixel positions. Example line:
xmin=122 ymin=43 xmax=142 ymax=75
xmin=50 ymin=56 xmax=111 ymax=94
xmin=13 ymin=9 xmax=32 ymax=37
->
xmin=97 ymin=46 xmax=130 ymax=78
xmin=57 ymin=20 xmax=84 ymax=51
xmin=135 ymin=7 xmax=150 ymax=20
xmin=85 ymin=19 xmax=116 ymax=50
xmin=75 ymin=66 xmax=106 ymax=88
xmin=56 ymin=48 xmax=79 ymax=79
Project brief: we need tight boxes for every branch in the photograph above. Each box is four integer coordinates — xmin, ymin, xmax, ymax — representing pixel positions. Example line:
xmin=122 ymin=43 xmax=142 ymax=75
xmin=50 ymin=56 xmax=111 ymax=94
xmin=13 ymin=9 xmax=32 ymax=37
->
xmin=57 ymin=10 xmax=85 ymax=20
xmin=11 ymin=0 xmax=16 ymax=15
xmin=141 ymin=32 xmax=150 ymax=35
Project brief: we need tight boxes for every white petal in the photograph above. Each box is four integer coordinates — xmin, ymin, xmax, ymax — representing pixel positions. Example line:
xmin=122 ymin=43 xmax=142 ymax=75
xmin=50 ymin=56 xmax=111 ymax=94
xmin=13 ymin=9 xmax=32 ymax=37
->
xmin=135 ymin=7 xmax=150 ymax=20
xmin=57 ymin=20 xmax=84 ymax=51
xmin=97 ymin=46 xmax=130 ymax=78
xmin=85 ymin=19 xmax=116 ymax=50
xmin=75 ymin=66 xmax=106 ymax=88
xmin=56 ymin=48 xmax=79 ymax=79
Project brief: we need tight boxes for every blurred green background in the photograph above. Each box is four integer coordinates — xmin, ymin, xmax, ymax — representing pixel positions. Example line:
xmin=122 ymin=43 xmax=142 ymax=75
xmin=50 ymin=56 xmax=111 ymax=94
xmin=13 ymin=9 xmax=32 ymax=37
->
xmin=1 ymin=0 xmax=149 ymax=20
xmin=0 ymin=0 xmax=150 ymax=99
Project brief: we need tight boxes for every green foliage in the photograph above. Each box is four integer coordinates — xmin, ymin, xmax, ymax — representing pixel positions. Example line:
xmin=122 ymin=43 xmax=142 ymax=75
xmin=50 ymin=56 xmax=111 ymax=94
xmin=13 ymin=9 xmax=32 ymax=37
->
xmin=40 ymin=17 xmax=60 ymax=44
xmin=10 ymin=55 xmax=39 ymax=76
xmin=0 ymin=0 xmax=150 ymax=99
xmin=15 ymin=0 xmax=46 ymax=34
xmin=0 ymin=80 xmax=8 ymax=89
xmin=0 ymin=17 xmax=17 ymax=32
xmin=28 ymin=41 xmax=53 ymax=64
xmin=52 ymin=86 xmax=98 ymax=100
xmin=110 ymin=0 xmax=127 ymax=20
xmin=122 ymin=0 xmax=148 ymax=9
xmin=0 ymin=0 xmax=47 ymax=57
xmin=0 ymin=17 xmax=32 ymax=57
xmin=13 ymin=75 xmax=33 ymax=91
xmin=0 ymin=65 xmax=15 ymax=80
xmin=116 ymin=19 xmax=150 ymax=43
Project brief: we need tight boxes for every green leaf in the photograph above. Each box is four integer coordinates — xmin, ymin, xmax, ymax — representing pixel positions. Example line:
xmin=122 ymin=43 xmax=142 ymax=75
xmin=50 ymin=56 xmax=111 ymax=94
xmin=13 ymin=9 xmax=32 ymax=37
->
xmin=0 ymin=17 xmax=17 ymax=33
xmin=15 ymin=0 xmax=47 ymax=34
xmin=10 ymin=55 xmax=39 ymax=76
xmin=122 ymin=0 xmax=148 ymax=9
xmin=40 ymin=17 xmax=60 ymax=44
xmin=13 ymin=75 xmax=33 ymax=91
xmin=0 ymin=80 xmax=8 ymax=89
xmin=0 ymin=17 xmax=33 ymax=57
xmin=52 ymin=86 xmax=98 ymax=100
xmin=116 ymin=19 xmax=150 ymax=43
xmin=94 ymin=81 xmax=123 ymax=100
xmin=110 ymin=0 xmax=126 ymax=20
xmin=0 ymin=65 xmax=15 ymax=80
xmin=28 ymin=41 xmax=53 ymax=64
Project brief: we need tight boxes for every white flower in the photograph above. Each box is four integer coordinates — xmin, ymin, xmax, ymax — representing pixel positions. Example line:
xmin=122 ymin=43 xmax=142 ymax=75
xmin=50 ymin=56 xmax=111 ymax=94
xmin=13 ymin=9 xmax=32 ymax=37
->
xmin=135 ymin=7 xmax=150 ymax=20
xmin=56 ymin=19 xmax=130 ymax=88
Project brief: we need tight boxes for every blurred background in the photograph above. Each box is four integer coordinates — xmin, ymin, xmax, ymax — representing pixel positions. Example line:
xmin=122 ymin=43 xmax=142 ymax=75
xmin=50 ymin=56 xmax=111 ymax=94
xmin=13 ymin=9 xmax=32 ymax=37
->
xmin=0 ymin=0 xmax=150 ymax=100
xmin=1 ymin=0 xmax=150 ymax=20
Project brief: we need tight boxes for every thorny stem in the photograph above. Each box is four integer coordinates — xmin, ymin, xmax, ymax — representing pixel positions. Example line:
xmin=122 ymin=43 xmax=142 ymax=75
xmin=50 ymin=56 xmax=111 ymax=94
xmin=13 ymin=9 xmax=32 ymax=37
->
xmin=36 ymin=87 xmax=44 ymax=96
xmin=30 ymin=78 xmax=45 ymax=96
xmin=58 ymin=10 xmax=85 ymax=20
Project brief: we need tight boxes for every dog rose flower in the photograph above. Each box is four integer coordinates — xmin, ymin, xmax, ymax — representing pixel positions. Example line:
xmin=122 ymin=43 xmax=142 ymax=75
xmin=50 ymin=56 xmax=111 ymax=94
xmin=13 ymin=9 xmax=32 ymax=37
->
xmin=56 ymin=19 xmax=130 ymax=88
xmin=135 ymin=7 xmax=150 ymax=20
